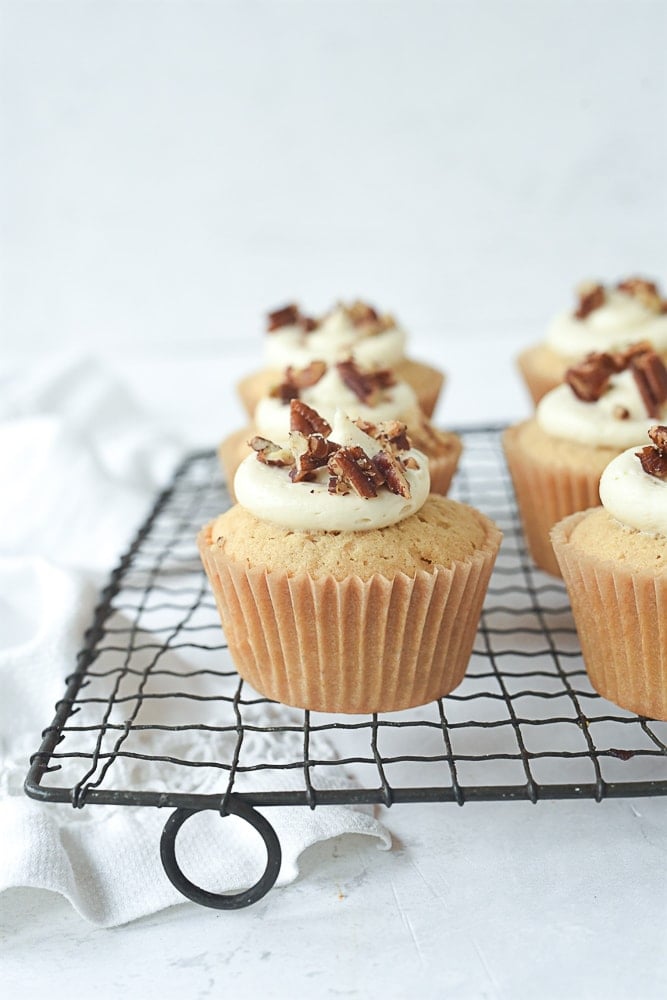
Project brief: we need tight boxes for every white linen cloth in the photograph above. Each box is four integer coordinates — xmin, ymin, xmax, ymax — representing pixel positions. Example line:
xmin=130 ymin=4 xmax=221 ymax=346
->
xmin=0 ymin=355 xmax=390 ymax=927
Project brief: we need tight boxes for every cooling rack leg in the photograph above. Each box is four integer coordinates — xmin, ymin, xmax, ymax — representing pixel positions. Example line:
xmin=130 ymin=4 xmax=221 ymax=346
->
xmin=159 ymin=798 xmax=282 ymax=910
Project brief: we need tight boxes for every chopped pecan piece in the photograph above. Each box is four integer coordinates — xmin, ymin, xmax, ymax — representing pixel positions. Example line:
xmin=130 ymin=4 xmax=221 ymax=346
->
xmin=336 ymin=358 xmax=396 ymax=405
xmin=344 ymin=300 xmax=394 ymax=336
xmin=617 ymin=277 xmax=665 ymax=313
xmin=574 ymin=282 xmax=606 ymax=319
xmin=249 ymin=436 xmax=294 ymax=467
xmin=648 ymin=424 xmax=667 ymax=452
xmin=289 ymin=399 xmax=332 ymax=436
xmin=267 ymin=303 xmax=300 ymax=331
xmin=355 ymin=418 xmax=412 ymax=453
xmin=613 ymin=405 xmax=630 ymax=420
xmin=327 ymin=446 xmax=384 ymax=498
xmin=347 ymin=300 xmax=379 ymax=325
xmin=269 ymin=361 xmax=328 ymax=403
xmin=629 ymin=350 xmax=667 ymax=418
xmin=636 ymin=445 xmax=667 ymax=480
xmin=289 ymin=431 xmax=336 ymax=483
xmin=565 ymin=352 xmax=617 ymax=402
xmin=371 ymin=450 xmax=412 ymax=498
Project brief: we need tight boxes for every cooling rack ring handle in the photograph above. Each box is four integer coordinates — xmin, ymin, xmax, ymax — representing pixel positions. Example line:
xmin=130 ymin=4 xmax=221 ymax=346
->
xmin=159 ymin=798 xmax=282 ymax=910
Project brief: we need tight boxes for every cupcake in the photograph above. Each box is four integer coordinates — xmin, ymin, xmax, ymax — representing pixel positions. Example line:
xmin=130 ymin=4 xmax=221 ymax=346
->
xmin=220 ymin=358 xmax=461 ymax=498
xmin=552 ymin=425 xmax=667 ymax=720
xmin=517 ymin=277 xmax=667 ymax=406
xmin=503 ymin=343 xmax=667 ymax=576
xmin=199 ymin=409 xmax=501 ymax=714
xmin=236 ymin=300 xmax=445 ymax=419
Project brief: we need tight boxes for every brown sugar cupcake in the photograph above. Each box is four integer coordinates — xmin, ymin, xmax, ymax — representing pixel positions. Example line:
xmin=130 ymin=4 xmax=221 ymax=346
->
xmin=552 ymin=425 xmax=667 ymax=720
xmin=220 ymin=358 xmax=461 ymax=498
xmin=517 ymin=277 xmax=667 ymax=406
xmin=236 ymin=300 xmax=445 ymax=419
xmin=200 ymin=409 xmax=501 ymax=714
xmin=504 ymin=344 xmax=667 ymax=576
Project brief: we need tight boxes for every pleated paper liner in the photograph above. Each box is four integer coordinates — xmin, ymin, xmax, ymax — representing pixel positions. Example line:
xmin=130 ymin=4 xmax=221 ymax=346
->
xmin=502 ymin=424 xmax=614 ymax=577
xmin=198 ymin=520 xmax=501 ymax=714
xmin=516 ymin=344 xmax=565 ymax=407
xmin=552 ymin=510 xmax=667 ymax=721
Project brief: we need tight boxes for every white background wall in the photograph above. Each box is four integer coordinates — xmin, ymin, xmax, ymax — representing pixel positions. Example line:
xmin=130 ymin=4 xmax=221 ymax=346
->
xmin=1 ymin=0 xmax=666 ymax=361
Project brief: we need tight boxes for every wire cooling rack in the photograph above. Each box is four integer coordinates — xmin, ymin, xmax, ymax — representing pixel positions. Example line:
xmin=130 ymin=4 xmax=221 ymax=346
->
xmin=25 ymin=426 xmax=667 ymax=909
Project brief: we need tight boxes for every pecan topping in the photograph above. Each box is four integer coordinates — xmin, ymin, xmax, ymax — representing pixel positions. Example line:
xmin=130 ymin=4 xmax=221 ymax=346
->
xmin=649 ymin=424 xmax=667 ymax=451
xmin=354 ymin=418 xmax=412 ymax=453
xmin=327 ymin=446 xmax=384 ymax=498
xmin=249 ymin=436 xmax=294 ymax=467
xmin=269 ymin=361 xmax=328 ymax=403
xmin=336 ymin=358 xmax=396 ymax=405
xmin=371 ymin=450 xmax=411 ymax=498
xmin=574 ymin=282 xmax=606 ymax=320
xmin=617 ymin=277 xmax=667 ymax=313
xmin=290 ymin=398 xmax=332 ymax=437
xmin=613 ymin=405 xmax=630 ymax=420
xmin=344 ymin=300 xmax=395 ymax=337
xmin=565 ymin=352 xmax=618 ymax=402
xmin=636 ymin=425 xmax=667 ymax=480
xmin=266 ymin=303 xmax=318 ymax=333
xmin=267 ymin=303 xmax=300 ymax=331
xmin=629 ymin=350 xmax=667 ymax=418
xmin=289 ymin=432 xmax=337 ymax=483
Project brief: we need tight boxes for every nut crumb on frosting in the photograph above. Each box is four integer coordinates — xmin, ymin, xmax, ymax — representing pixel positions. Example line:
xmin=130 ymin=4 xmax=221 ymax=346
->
xmin=250 ymin=402 xmax=419 ymax=500
xmin=574 ymin=282 xmax=606 ymax=319
xmin=565 ymin=344 xmax=667 ymax=417
xmin=636 ymin=425 xmax=667 ymax=480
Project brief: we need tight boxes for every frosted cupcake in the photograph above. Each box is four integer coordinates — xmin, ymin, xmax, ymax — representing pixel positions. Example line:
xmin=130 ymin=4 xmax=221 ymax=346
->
xmin=517 ymin=277 xmax=667 ymax=406
xmin=236 ymin=300 xmax=445 ymax=418
xmin=552 ymin=425 xmax=667 ymax=720
xmin=503 ymin=343 xmax=667 ymax=576
xmin=220 ymin=358 xmax=461 ymax=497
xmin=199 ymin=409 xmax=501 ymax=714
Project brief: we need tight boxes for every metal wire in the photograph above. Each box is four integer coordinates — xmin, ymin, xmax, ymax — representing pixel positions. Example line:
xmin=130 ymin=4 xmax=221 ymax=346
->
xmin=25 ymin=428 xmax=667 ymax=812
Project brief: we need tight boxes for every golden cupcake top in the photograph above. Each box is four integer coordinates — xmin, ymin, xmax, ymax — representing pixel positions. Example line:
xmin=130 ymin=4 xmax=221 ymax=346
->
xmin=233 ymin=402 xmax=430 ymax=532
xmin=535 ymin=343 xmax=667 ymax=449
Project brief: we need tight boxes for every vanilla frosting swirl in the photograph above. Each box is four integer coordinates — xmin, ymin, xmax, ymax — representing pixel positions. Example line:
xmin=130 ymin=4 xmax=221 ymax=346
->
xmin=599 ymin=445 xmax=667 ymax=536
xmin=536 ymin=370 xmax=667 ymax=449
xmin=546 ymin=289 xmax=667 ymax=360
xmin=255 ymin=365 xmax=421 ymax=442
xmin=264 ymin=304 xmax=407 ymax=369
xmin=233 ymin=412 xmax=430 ymax=531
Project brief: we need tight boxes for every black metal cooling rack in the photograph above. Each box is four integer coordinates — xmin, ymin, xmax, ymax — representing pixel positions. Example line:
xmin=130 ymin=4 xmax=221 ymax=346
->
xmin=25 ymin=426 xmax=667 ymax=910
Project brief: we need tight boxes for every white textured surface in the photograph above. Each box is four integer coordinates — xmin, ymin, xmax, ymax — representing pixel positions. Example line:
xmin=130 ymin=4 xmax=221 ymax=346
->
xmin=1 ymin=0 xmax=666 ymax=356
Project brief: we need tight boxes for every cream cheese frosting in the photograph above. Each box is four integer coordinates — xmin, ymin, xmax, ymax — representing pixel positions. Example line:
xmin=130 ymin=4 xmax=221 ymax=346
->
xmin=599 ymin=444 xmax=667 ymax=536
xmin=254 ymin=365 xmax=421 ymax=442
xmin=264 ymin=304 xmax=407 ymax=369
xmin=233 ymin=411 xmax=430 ymax=531
xmin=545 ymin=289 xmax=667 ymax=360
xmin=536 ymin=369 xmax=667 ymax=449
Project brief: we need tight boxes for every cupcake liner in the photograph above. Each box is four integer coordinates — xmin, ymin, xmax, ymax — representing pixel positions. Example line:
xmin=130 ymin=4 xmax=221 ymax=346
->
xmin=198 ymin=522 xmax=501 ymax=714
xmin=552 ymin=511 xmax=667 ymax=720
xmin=395 ymin=359 xmax=445 ymax=418
xmin=424 ymin=434 xmax=462 ymax=496
xmin=516 ymin=345 xmax=565 ymax=407
xmin=503 ymin=425 xmax=606 ymax=577
xmin=236 ymin=368 xmax=281 ymax=418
